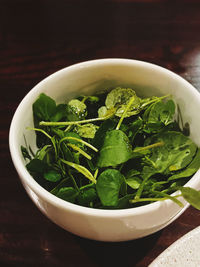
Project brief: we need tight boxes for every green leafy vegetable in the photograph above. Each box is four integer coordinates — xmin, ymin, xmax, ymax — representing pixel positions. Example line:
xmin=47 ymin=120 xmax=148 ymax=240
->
xmin=33 ymin=93 xmax=57 ymax=121
xmin=22 ymin=87 xmax=200 ymax=210
xmin=96 ymin=169 xmax=125 ymax=206
xmin=26 ymin=158 xmax=49 ymax=174
xmin=168 ymin=149 xmax=200 ymax=181
xmin=97 ymin=130 xmax=133 ymax=167
xmin=147 ymin=99 xmax=175 ymax=125
xmin=56 ymin=187 xmax=79 ymax=203
xmin=75 ymin=123 xmax=99 ymax=139
xmin=126 ymin=170 xmax=141 ymax=190
xmin=180 ymin=187 xmax=200 ymax=210
xmin=92 ymin=119 xmax=116 ymax=149
xmin=144 ymin=131 xmax=197 ymax=174
xmin=44 ymin=170 xmax=62 ymax=182
xmin=77 ymin=185 xmax=97 ymax=207
xmin=67 ymin=99 xmax=87 ymax=120
xmin=105 ymin=87 xmax=141 ymax=117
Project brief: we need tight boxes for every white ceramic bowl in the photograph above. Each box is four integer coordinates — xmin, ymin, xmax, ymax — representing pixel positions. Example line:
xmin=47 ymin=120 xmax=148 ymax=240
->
xmin=9 ymin=58 xmax=200 ymax=242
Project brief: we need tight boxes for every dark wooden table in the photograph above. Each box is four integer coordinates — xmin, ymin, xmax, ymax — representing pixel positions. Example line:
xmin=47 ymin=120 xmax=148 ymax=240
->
xmin=2 ymin=0 xmax=200 ymax=266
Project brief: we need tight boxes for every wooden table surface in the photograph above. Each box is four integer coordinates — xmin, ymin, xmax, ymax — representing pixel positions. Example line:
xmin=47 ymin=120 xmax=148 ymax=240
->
xmin=2 ymin=0 xmax=200 ymax=266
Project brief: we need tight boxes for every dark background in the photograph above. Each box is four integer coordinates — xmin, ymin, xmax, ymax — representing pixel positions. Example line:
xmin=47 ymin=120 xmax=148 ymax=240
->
xmin=1 ymin=0 xmax=200 ymax=266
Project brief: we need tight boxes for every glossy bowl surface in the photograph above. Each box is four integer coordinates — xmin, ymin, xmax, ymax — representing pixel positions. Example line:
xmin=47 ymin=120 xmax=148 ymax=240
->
xmin=9 ymin=58 xmax=200 ymax=242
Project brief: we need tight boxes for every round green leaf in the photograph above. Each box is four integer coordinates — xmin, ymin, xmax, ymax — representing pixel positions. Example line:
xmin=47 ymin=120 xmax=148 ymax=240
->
xmin=44 ymin=170 xmax=62 ymax=182
xmin=96 ymin=169 xmax=124 ymax=206
xmin=144 ymin=131 xmax=197 ymax=174
xmin=97 ymin=130 xmax=132 ymax=167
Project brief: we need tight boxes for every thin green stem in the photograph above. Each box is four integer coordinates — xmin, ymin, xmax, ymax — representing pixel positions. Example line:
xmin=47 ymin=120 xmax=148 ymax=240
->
xmin=81 ymin=96 xmax=88 ymax=103
xmin=152 ymin=180 xmax=169 ymax=191
xmin=68 ymin=171 xmax=80 ymax=192
xmin=67 ymin=143 xmax=92 ymax=160
xmin=135 ymin=176 xmax=149 ymax=200
xmin=144 ymin=156 xmax=157 ymax=168
xmin=130 ymin=194 xmax=183 ymax=207
xmin=130 ymin=197 xmax=169 ymax=204
xmin=60 ymin=158 xmax=96 ymax=184
xmin=152 ymin=191 xmax=184 ymax=207
xmin=27 ymin=127 xmax=52 ymax=139
xmin=64 ymin=125 xmax=72 ymax=132
xmin=133 ymin=141 xmax=164 ymax=153
xmin=39 ymin=112 xmax=114 ymax=127
xmin=59 ymin=136 xmax=98 ymax=152
xmin=80 ymin=183 xmax=94 ymax=190
xmin=94 ymin=168 xmax=99 ymax=179
xmin=116 ymin=96 xmax=136 ymax=130
xmin=141 ymin=94 xmax=171 ymax=109
xmin=27 ymin=127 xmax=58 ymax=159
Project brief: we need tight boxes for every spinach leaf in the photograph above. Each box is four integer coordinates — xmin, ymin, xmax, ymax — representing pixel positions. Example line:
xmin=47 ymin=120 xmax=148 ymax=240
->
xmin=126 ymin=177 xmax=141 ymax=190
xmin=128 ymin=118 xmax=143 ymax=142
xmin=168 ymin=149 xmax=200 ymax=181
xmin=51 ymin=104 xmax=68 ymax=122
xmin=85 ymin=95 xmax=99 ymax=103
xmin=96 ymin=169 xmax=125 ymax=206
xmin=56 ymin=187 xmax=79 ymax=203
xmin=180 ymin=187 xmax=200 ymax=210
xmin=147 ymin=99 xmax=175 ymax=125
xmin=26 ymin=158 xmax=49 ymax=174
xmin=98 ymin=106 xmax=108 ymax=118
xmin=75 ymin=123 xmax=99 ymax=139
xmin=116 ymin=194 xmax=135 ymax=209
xmin=92 ymin=119 xmax=116 ymax=149
xmin=134 ymin=166 xmax=157 ymax=199
xmin=125 ymin=169 xmax=141 ymax=190
xmin=26 ymin=159 xmax=61 ymax=183
xmin=77 ymin=186 xmax=97 ymax=207
xmin=143 ymin=99 xmax=175 ymax=133
xmin=44 ymin=170 xmax=62 ymax=182
xmin=97 ymin=129 xmax=133 ymax=167
xmin=105 ymin=87 xmax=141 ymax=117
xmin=33 ymin=93 xmax=57 ymax=121
xmin=144 ymin=131 xmax=197 ymax=174
xmin=66 ymin=99 xmax=87 ymax=121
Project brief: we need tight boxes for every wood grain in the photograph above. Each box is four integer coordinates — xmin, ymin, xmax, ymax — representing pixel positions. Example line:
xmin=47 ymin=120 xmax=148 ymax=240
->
xmin=2 ymin=0 xmax=200 ymax=266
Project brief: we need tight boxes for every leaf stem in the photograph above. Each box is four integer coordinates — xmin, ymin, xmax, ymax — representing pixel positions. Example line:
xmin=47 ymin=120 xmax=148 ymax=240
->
xmin=60 ymin=158 xmax=96 ymax=184
xmin=141 ymin=94 xmax=171 ymax=109
xmin=130 ymin=194 xmax=183 ymax=207
xmin=130 ymin=197 xmax=168 ymax=204
xmin=152 ymin=191 xmax=184 ymax=207
xmin=94 ymin=168 xmax=99 ymax=179
xmin=27 ymin=127 xmax=52 ymax=139
xmin=27 ymin=127 xmax=58 ymax=159
xmin=39 ymin=112 xmax=114 ymax=127
xmin=116 ymin=96 xmax=136 ymax=130
xmin=135 ymin=176 xmax=149 ymax=200
xmin=144 ymin=156 xmax=157 ymax=168
xmin=59 ymin=136 xmax=98 ymax=152
xmin=133 ymin=141 xmax=164 ymax=153
xmin=67 ymin=143 xmax=92 ymax=160
xmin=68 ymin=171 xmax=80 ymax=192
xmin=64 ymin=125 xmax=72 ymax=132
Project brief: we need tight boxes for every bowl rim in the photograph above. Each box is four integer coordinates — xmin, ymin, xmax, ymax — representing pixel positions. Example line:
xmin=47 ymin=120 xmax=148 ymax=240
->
xmin=9 ymin=58 xmax=200 ymax=218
